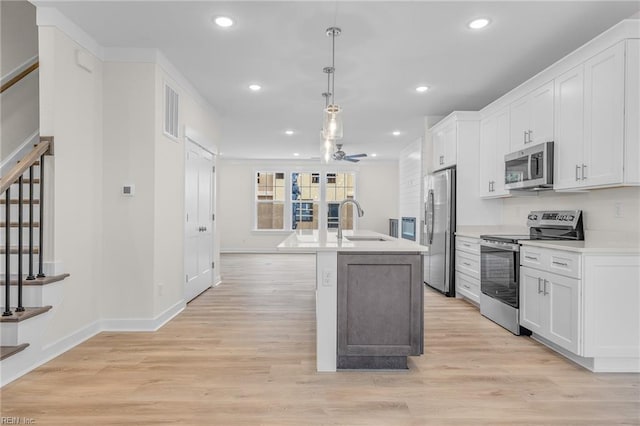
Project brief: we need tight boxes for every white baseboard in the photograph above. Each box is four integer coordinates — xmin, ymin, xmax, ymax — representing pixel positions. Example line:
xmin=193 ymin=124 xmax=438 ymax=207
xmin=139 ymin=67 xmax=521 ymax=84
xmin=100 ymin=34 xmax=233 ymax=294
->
xmin=1 ymin=300 xmax=187 ymax=387
xmin=531 ymin=334 xmax=640 ymax=373
xmin=1 ymin=319 xmax=101 ymax=387
xmin=214 ymin=275 xmax=222 ymax=286
xmin=101 ymin=300 xmax=186 ymax=332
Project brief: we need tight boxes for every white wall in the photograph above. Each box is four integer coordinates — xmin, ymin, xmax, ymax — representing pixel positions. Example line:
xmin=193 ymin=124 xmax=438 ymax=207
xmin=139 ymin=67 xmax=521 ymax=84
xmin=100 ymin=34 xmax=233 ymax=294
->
xmin=102 ymin=61 xmax=156 ymax=320
xmin=38 ymin=20 xmax=223 ymax=337
xmin=398 ymin=138 xmax=422 ymax=236
xmin=502 ymin=187 xmax=640 ymax=238
xmin=39 ymin=26 xmax=104 ymax=345
xmin=1 ymin=0 xmax=39 ymax=161
xmin=152 ymin=64 xmax=221 ymax=317
xmin=218 ymin=159 xmax=398 ymax=252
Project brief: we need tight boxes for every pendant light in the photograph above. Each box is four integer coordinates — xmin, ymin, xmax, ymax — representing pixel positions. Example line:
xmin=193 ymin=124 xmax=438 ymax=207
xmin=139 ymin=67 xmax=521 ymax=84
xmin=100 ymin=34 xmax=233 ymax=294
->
xmin=322 ymin=27 xmax=343 ymax=141
xmin=321 ymin=88 xmax=335 ymax=163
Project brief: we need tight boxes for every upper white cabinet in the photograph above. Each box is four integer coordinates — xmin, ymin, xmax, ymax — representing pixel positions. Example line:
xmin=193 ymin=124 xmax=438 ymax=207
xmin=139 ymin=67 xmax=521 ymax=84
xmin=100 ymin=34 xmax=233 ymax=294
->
xmin=555 ymin=41 xmax=626 ymax=190
xmin=479 ymin=107 xmax=510 ymax=197
xmin=509 ymin=81 xmax=554 ymax=152
xmin=624 ymin=39 xmax=640 ymax=185
xmin=432 ymin=120 xmax=456 ymax=170
xmin=554 ymin=65 xmax=585 ymax=189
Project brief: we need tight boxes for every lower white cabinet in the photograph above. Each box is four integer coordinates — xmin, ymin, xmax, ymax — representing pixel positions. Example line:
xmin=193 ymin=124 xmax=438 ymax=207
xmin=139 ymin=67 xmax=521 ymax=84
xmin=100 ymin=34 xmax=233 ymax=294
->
xmin=455 ymin=236 xmax=481 ymax=305
xmin=520 ymin=266 xmax=580 ymax=354
xmin=520 ymin=244 xmax=640 ymax=372
xmin=456 ymin=270 xmax=480 ymax=304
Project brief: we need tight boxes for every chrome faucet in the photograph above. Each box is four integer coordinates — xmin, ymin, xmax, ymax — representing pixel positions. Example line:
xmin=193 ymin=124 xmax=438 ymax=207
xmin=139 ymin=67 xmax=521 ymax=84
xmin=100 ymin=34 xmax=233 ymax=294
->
xmin=337 ymin=199 xmax=364 ymax=240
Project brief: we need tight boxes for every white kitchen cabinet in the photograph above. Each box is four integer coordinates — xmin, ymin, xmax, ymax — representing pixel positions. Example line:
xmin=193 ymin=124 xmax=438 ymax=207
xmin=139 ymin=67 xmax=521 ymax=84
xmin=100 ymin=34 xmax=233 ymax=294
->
xmin=432 ymin=120 xmax=456 ymax=170
xmin=555 ymin=41 xmax=627 ymax=190
xmin=520 ymin=244 xmax=640 ymax=372
xmin=509 ymin=81 xmax=554 ymax=152
xmin=520 ymin=266 xmax=580 ymax=354
xmin=625 ymin=39 xmax=640 ymax=184
xmin=455 ymin=236 xmax=481 ymax=305
xmin=479 ymin=107 xmax=510 ymax=197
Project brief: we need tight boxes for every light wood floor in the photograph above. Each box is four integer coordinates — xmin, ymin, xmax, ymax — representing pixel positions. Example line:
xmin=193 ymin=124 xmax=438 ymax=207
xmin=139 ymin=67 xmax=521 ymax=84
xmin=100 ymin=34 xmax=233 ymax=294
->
xmin=1 ymin=253 xmax=638 ymax=425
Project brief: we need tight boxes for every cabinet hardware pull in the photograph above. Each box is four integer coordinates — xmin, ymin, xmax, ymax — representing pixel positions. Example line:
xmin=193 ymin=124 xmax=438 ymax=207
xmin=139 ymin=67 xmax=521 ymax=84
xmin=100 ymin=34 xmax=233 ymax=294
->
xmin=552 ymin=261 xmax=568 ymax=267
xmin=543 ymin=279 xmax=548 ymax=296
xmin=528 ymin=130 xmax=533 ymax=143
xmin=537 ymin=277 xmax=543 ymax=294
xmin=463 ymin=243 xmax=471 ymax=247
xmin=582 ymin=164 xmax=587 ymax=180
xmin=463 ymin=262 xmax=471 ymax=266
xmin=463 ymin=284 xmax=470 ymax=289
xmin=488 ymin=181 xmax=491 ymax=192
xmin=575 ymin=165 xmax=580 ymax=181
xmin=524 ymin=255 xmax=537 ymax=260
xmin=524 ymin=131 xmax=527 ymax=144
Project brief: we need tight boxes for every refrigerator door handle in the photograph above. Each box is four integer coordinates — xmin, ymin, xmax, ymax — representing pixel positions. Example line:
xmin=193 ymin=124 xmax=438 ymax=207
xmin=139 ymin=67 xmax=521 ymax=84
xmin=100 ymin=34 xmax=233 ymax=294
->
xmin=428 ymin=190 xmax=435 ymax=244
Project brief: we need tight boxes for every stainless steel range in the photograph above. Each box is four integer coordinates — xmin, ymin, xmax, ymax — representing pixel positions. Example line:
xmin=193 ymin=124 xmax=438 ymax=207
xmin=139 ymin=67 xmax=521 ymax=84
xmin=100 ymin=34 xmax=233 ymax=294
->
xmin=479 ymin=210 xmax=584 ymax=335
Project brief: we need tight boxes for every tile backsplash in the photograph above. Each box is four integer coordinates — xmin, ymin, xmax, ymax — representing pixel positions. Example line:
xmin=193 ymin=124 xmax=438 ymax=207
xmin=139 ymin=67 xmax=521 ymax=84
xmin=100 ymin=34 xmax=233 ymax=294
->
xmin=502 ymin=186 xmax=640 ymax=235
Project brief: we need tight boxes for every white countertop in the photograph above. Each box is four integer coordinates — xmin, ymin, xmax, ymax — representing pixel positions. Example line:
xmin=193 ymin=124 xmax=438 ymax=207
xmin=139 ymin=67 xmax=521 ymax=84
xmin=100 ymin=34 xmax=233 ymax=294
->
xmin=520 ymin=232 xmax=640 ymax=254
xmin=455 ymin=225 xmax=530 ymax=239
xmin=457 ymin=226 xmax=639 ymax=254
xmin=277 ymin=229 xmax=429 ymax=253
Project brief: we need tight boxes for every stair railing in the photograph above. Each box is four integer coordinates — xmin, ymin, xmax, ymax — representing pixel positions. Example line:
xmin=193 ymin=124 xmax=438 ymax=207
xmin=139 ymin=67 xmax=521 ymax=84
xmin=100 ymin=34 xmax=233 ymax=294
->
xmin=1 ymin=137 xmax=53 ymax=316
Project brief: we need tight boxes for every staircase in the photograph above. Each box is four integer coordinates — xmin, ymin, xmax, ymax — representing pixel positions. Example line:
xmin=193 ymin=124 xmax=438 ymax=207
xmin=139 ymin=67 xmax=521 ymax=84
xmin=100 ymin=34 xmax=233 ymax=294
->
xmin=0 ymin=137 xmax=70 ymax=369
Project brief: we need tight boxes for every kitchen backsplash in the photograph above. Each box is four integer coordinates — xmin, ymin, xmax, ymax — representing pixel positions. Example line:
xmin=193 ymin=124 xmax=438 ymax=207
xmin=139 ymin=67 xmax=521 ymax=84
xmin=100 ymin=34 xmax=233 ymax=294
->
xmin=502 ymin=186 xmax=640 ymax=235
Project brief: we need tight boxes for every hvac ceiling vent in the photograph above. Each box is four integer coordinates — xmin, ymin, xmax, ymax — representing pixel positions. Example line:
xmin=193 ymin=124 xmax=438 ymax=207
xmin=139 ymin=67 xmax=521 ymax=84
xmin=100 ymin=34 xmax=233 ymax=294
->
xmin=164 ymin=83 xmax=179 ymax=139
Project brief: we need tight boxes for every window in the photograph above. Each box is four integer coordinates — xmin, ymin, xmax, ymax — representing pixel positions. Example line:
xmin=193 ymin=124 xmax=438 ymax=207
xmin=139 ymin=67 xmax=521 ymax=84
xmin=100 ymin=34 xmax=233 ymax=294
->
xmin=292 ymin=172 xmax=320 ymax=230
xmin=326 ymin=172 xmax=355 ymax=229
xmin=256 ymin=172 xmax=285 ymax=229
xmin=164 ymin=83 xmax=179 ymax=139
xmin=254 ymin=170 xmax=357 ymax=231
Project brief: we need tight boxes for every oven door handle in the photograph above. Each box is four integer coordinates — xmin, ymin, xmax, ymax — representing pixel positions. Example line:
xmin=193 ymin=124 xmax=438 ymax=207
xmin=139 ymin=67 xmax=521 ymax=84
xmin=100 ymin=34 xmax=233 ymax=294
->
xmin=480 ymin=240 xmax=520 ymax=252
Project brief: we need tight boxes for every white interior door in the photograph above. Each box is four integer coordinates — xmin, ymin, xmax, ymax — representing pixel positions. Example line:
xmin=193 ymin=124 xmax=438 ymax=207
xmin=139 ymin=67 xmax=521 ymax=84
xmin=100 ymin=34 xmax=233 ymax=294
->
xmin=185 ymin=140 xmax=214 ymax=302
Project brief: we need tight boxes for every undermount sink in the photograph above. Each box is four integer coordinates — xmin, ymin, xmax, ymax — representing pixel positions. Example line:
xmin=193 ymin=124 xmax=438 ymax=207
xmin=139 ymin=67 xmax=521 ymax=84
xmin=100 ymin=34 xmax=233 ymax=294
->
xmin=345 ymin=236 xmax=389 ymax=242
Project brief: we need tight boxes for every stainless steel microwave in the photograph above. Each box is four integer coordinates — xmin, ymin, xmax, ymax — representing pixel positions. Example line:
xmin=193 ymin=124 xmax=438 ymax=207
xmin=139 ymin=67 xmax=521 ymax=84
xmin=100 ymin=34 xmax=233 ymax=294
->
xmin=504 ymin=141 xmax=554 ymax=190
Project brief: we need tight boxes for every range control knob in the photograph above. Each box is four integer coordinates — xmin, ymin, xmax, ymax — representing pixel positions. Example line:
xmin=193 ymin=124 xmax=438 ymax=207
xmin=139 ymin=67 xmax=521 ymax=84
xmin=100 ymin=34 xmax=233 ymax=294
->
xmin=528 ymin=214 xmax=538 ymax=221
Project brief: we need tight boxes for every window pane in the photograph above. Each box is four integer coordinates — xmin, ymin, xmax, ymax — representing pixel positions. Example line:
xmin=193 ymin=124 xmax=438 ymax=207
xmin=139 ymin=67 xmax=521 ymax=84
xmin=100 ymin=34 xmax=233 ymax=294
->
xmin=256 ymin=172 xmax=285 ymax=202
xmin=256 ymin=172 xmax=285 ymax=229
xmin=292 ymin=201 xmax=319 ymax=230
xmin=327 ymin=172 xmax=355 ymax=229
xmin=292 ymin=172 xmax=319 ymax=230
xmin=257 ymin=202 xmax=284 ymax=229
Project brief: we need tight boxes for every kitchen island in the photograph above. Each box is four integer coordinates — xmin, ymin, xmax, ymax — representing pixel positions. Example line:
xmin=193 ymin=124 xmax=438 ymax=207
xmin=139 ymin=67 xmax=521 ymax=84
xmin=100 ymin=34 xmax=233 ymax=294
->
xmin=278 ymin=230 xmax=428 ymax=371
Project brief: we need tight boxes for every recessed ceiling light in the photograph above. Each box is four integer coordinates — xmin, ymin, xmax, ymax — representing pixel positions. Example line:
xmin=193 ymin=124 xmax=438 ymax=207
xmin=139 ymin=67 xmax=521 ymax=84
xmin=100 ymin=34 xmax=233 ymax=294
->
xmin=285 ymin=130 xmax=294 ymax=135
xmin=392 ymin=131 xmax=401 ymax=136
xmin=468 ymin=18 xmax=490 ymax=30
xmin=248 ymin=84 xmax=261 ymax=91
xmin=371 ymin=153 xmax=378 ymax=157
xmin=293 ymin=153 xmax=300 ymax=157
xmin=415 ymin=86 xmax=429 ymax=93
xmin=214 ymin=16 xmax=234 ymax=28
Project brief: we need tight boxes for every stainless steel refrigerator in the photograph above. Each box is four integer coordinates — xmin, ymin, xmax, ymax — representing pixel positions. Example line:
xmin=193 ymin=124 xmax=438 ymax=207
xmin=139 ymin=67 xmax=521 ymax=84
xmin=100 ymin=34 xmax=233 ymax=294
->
xmin=423 ymin=167 xmax=456 ymax=296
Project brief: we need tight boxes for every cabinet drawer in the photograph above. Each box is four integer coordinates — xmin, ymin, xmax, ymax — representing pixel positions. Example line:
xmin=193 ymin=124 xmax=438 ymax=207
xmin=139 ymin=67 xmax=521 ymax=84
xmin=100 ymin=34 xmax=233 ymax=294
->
xmin=548 ymin=251 xmax=581 ymax=279
xmin=456 ymin=236 xmax=480 ymax=255
xmin=521 ymin=245 xmax=581 ymax=279
xmin=456 ymin=271 xmax=480 ymax=304
xmin=455 ymin=250 xmax=480 ymax=279
xmin=521 ymin=246 xmax=544 ymax=268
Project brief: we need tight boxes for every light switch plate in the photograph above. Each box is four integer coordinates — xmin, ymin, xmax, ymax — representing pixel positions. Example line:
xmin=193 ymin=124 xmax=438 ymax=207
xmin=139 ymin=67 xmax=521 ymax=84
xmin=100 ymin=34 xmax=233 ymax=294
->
xmin=122 ymin=184 xmax=135 ymax=197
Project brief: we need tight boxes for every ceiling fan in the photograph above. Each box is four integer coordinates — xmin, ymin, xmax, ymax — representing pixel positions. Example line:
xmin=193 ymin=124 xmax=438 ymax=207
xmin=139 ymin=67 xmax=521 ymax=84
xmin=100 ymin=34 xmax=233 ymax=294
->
xmin=332 ymin=144 xmax=367 ymax=162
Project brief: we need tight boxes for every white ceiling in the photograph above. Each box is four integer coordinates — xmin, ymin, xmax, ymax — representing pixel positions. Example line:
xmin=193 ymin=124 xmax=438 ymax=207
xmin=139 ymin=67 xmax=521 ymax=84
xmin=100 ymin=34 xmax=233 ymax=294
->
xmin=41 ymin=1 xmax=640 ymax=160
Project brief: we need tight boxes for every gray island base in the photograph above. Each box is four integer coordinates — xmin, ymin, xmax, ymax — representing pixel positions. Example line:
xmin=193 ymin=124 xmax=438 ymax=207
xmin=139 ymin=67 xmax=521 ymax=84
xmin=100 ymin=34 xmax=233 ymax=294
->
xmin=337 ymin=252 xmax=424 ymax=369
xmin=277 ymin=229 xmax=428 ymax=371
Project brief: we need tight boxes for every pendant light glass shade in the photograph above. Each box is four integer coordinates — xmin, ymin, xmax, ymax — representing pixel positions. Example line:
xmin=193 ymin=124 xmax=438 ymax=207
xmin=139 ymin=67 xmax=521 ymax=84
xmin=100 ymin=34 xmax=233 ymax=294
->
xmin=322 ymin=104 xmax=343 ymax=140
